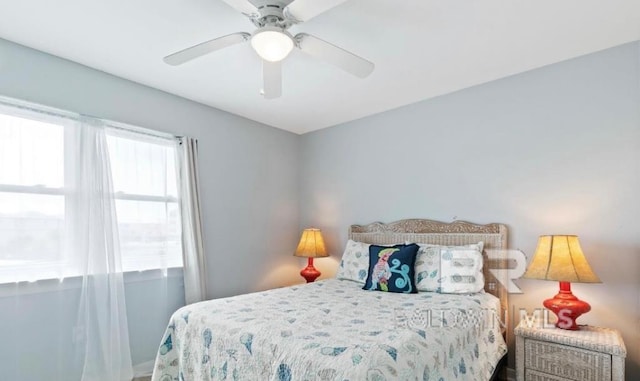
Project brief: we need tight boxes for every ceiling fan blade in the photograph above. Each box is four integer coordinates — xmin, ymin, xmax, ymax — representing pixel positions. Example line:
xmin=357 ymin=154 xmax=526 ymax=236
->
xmin=262 ymin=60 xmax=282 ymax=99
xmin=295 ymin=33 xmax=374 ymax=78
xmin=284 ymin=0 xmax=349 ymax=22
xmin=164 ymin=32 xmax=250 ymax=66
xmin=220 ymin=0 xmax=260 ymax=17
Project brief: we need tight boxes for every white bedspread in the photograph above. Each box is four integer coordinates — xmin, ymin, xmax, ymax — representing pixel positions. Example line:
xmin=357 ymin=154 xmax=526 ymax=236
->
xmin=152 ymin=279 xmax=507 ymax=381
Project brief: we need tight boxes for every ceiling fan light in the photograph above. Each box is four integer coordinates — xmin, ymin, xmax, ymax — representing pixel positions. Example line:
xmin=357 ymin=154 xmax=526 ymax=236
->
xmin=251 ymin=28 xmax=294 ymax=62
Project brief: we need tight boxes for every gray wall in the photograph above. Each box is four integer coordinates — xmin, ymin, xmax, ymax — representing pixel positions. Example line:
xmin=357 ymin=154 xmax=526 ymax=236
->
xmin=299 ymin=42 xmax=640 ymax=378
xmin=0 ymin=37 xmax=300 ymax=379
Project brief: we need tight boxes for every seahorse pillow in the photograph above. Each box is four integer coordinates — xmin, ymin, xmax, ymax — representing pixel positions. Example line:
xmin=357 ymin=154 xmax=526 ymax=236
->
xmin=335 ymin=240 xmax=371 ymax=284
xmin=363 ymin=243 xmax=419 ymax=294
xmin=412 ymin=242 xmax=484 ymax=292
xmin=439 ymin=246 xmax=485 ymax=294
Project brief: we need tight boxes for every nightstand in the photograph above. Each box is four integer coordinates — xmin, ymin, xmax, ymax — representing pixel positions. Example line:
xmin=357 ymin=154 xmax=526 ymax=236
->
xmin=515 ymin=322 xmax=626 ymax=381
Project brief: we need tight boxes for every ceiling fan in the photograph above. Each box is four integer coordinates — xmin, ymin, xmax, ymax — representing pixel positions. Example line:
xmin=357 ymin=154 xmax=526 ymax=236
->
xmin=164 ymin=0 xmax=374 ymax=99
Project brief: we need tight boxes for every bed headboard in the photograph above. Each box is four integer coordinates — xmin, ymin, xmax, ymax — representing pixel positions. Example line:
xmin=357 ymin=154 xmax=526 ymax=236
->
xmin=349 ymin=218 xmax=509 ymax=337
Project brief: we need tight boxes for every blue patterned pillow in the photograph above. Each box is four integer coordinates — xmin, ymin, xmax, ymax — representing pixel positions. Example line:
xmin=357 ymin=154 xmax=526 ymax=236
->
xmin=363 ymin=244 xmax=419 ymax=293
xmin=335 ymin=240 xmax=371 ymax=284
xmin=439 ymin=246 xmax=484 ymax=294
xmin=412 ymin=242 xmax=484 ymax=292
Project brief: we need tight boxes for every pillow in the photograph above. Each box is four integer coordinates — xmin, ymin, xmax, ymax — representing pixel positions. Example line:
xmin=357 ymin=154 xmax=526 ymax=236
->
xmin=335 ymin=239 xmax=370 ymax=284
xmin=412 ymin=244 xmax=441 ymax=292
xmin=412 ymin=242 xmax=484 ymax=292
xmin=438 ymin=245 xmax=484 ymax=294
xmin=363 ymin=244 xmax=419 ymax=293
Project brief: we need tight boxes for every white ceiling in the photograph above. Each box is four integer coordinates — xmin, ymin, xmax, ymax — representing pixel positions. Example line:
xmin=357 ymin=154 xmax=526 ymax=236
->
xmin=0 ymin=1 xmax=639 ymax=134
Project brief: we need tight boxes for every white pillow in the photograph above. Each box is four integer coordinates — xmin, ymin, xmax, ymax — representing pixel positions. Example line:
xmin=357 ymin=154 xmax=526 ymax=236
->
xmin=335 ymin=239 xmax=370 ymax=284
xmin=438 ymin=244 xmax=484 ymax=294
xmin=412 ymin=242 xmax=484 ymax=293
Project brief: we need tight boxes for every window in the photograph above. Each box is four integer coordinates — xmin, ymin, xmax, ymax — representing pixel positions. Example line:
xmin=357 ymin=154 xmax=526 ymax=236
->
xmin=0 ymin=112 xmax=67 ymax=282
xmin=0 ymin=102 xmax=183 ymax=283
xmin=107 ymin=130 xmax=182 ymax=271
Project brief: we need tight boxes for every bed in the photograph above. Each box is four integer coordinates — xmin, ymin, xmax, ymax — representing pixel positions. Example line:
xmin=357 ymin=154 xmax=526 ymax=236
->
xmin=152 ymin=219 xmax=509 ymax=381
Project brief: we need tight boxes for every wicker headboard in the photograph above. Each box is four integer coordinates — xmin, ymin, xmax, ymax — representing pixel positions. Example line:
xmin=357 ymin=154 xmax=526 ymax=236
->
xmin=349 ymin=218 xmax=509 ymax=337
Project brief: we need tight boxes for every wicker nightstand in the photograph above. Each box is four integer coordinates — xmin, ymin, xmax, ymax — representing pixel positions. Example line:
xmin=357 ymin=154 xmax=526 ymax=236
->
xmin=515 ymin=322 xmax=626 ymax=381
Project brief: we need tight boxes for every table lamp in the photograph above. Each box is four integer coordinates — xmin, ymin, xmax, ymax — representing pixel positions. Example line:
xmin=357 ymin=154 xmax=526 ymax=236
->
xmin=523 ymin=235 xmax=601 ymax=330
xmin=294 ymin=228 xmax=329 ymax=283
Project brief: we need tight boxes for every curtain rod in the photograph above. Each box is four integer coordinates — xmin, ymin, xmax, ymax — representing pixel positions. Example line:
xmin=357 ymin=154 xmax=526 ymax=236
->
xmin=102 ymin=119 xmax=179 ymax=142
xmin=0 ymin=96 xmax=180 ymax=142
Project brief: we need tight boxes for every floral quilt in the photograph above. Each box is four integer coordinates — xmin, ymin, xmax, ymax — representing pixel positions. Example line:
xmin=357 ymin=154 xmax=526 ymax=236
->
xmin=152 ymin=279 xmax=507 ymax=381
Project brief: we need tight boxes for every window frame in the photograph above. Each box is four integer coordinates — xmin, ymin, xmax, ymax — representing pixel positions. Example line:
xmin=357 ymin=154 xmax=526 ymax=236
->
xmin=0 ymin=96 xmax=184 ymax=284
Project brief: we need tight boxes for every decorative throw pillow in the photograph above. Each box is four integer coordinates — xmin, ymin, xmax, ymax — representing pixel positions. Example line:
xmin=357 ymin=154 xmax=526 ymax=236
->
xmin=363 ymin=244 xmax=419 ymax=293
xmin=438 ymin=245 xmax=484 ymax=294
xmin=335 ymin=239 xmax=371 ymax=284
xmin=412 ymin=242 xmax=484 ymax=292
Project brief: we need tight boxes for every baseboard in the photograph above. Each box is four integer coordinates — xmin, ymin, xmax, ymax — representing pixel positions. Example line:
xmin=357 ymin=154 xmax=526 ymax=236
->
xmin=132 ymin=359 xmax=154 ymax=381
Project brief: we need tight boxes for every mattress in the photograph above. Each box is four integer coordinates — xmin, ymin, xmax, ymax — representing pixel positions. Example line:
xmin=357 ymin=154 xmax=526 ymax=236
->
xmin=152 ymin=279 xmax=507 ymax=381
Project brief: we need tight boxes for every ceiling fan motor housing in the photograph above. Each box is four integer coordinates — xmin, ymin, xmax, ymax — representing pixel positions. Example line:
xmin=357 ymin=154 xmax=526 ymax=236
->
xmin=249 ymin=0 xmax=297 ymax=29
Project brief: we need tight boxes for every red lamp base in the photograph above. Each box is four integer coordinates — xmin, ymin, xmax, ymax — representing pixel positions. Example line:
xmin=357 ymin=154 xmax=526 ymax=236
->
xmin=299 ymin=258 xmax=321 ymax=283
xmin=544 ymin=281 xmax=591 ymax=330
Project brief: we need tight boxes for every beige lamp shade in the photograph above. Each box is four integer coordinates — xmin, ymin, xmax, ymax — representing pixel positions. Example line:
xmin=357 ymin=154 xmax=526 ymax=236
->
xmin=523 ymin=235 xmax=601 ymax=283
xmin=294 ymin=228 xmax=329 ymax=258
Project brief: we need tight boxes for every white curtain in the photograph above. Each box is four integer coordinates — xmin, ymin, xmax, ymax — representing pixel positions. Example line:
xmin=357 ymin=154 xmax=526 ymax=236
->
xmin=71 ymin=118 xmax=133 ymax=381
xmin=0 ymin=96 xmax=187 ymax=380
xmin=177 ymin=136 xmax=207 ymax=304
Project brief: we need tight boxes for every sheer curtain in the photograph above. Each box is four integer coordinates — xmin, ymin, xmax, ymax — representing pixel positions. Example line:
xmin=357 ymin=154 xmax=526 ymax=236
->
xmin=71 ymin=118 xmax=133 ymax=381
xmin=177 ymin=136 xmax=207 ymax=304
xmin=0 ymin=96 xmax=195 ymax=380
xmin=107 ymin=127 xmax=185 ymax=378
